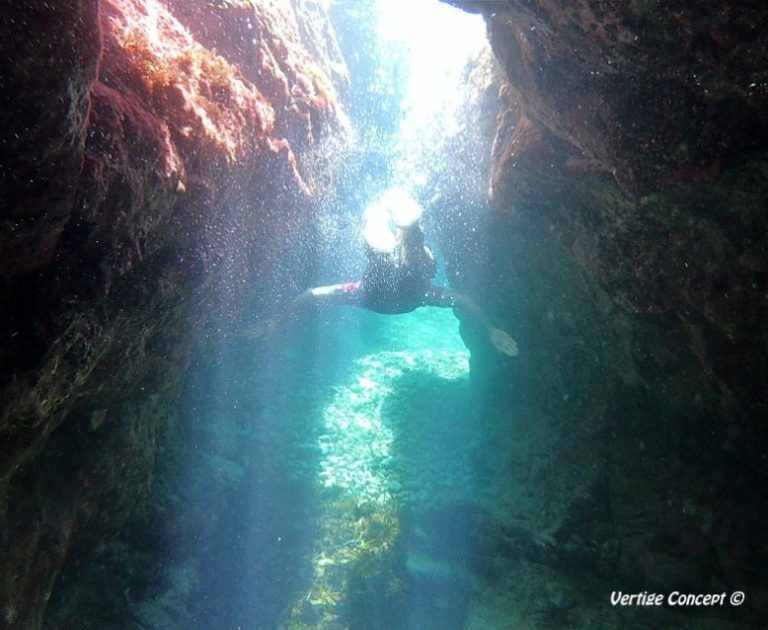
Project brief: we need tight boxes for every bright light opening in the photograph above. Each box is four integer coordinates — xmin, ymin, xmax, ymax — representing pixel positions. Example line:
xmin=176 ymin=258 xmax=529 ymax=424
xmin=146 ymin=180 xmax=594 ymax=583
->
xmin=282 ymin=1 xmax=484 ymax=625
xmin=375 ymin=0 xmax=488 ymax=190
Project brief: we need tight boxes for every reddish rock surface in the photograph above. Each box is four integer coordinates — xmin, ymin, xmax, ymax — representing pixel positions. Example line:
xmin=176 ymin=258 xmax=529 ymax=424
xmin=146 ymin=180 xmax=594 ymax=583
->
xmin=450 ymin=0 xmax=768 ymax=412
xmin=454 ymin=0 xmax=768 ymax=194
xmin=1 ymin=1 xmax=348 ymax=626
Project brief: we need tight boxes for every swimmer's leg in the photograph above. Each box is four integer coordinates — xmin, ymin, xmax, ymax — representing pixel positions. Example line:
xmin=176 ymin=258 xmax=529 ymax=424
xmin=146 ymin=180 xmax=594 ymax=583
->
xmin=245 ymin=282 xmax=362 ymax=339
xmin=307 ymin=282 xmax=362 ymax=305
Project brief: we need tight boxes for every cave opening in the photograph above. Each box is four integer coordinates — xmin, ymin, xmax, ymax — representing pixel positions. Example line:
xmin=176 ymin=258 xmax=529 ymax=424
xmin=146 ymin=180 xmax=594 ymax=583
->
xmin=159 ymin=2 xmax=502 ymax=629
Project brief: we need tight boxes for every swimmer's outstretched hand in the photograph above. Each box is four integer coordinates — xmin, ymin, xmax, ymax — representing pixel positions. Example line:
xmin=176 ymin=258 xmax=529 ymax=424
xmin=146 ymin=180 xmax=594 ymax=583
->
xmin=243 ymin=318 xmax=276 ymax=340
xmin=489 ymin=328 xmax=519 ymax=357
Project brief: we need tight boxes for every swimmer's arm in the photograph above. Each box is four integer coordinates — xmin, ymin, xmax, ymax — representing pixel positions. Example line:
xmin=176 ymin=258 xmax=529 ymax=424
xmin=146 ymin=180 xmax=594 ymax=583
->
xmin=428 ymin=290 xmax=519 ymax=357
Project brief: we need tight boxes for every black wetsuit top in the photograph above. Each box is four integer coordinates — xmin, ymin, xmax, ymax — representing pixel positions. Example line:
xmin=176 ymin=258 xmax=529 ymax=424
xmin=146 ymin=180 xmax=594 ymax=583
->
xmin=347 ymin=251 xmax=447 ymax=314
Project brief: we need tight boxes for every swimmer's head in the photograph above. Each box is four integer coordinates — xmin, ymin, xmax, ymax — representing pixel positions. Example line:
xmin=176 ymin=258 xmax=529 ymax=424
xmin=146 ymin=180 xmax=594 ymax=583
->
xmin=363 ymin=188 xmax=424 ymax=252
xmin=363 ymin=200 xmax=396 ymax=252
xmin=380 ymin=188 xmax=424 ymax=228
xmin=398 ymin=223 xmax=425 ymax=246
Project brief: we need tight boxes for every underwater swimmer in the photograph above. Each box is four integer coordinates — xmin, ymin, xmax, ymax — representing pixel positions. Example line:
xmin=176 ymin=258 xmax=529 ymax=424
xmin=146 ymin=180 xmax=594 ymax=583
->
xmin=251 ymin=191 xmax=519 ymax=357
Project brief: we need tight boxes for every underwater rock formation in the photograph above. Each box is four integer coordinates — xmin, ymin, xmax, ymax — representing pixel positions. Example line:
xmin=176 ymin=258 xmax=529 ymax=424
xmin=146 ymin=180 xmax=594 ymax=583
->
xmin=433 ymin=2 xmax=768 ymax=626
xmin=454 ymin=0 xmax=768 ymax=192
xmin=0 ymin=0 xmax=348 ymax=626
xmin=450 ymin=0 xmax=768 ymax=413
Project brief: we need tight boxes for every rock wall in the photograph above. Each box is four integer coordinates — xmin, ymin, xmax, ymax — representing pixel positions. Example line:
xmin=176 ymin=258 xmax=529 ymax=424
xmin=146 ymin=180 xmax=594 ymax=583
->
xmin=434 ymin=2 xmax=768 ymax=626
xmin=0 ymin=1 xmax=348 ymax=626
xmin=449 ymin=0 xmax=768 ymax=415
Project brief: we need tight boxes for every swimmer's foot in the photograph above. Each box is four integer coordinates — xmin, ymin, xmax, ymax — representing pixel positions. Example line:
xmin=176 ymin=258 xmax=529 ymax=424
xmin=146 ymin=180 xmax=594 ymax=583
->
xmin=489 ymin=328 xmax=519 ymax=357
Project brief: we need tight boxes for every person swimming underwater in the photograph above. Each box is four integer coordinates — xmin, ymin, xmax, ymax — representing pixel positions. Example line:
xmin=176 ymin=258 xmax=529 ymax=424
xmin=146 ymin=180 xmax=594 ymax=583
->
xmin=251 ymin=189 xmax=519 ymax=357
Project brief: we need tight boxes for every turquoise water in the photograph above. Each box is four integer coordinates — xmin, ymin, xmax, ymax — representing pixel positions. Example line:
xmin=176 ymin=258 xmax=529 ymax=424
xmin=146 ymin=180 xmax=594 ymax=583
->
xmin=183 ymin=303 xmax=506 ymax=629
xmin=129 ymin=2 xmax=528 ymax=626
xmin=180 ymin=4 xmax=501 ymax=626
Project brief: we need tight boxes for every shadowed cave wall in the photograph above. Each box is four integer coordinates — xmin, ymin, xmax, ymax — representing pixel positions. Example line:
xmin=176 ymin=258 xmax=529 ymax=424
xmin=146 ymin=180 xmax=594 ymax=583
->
xmin=1 ymin=0 xmax=767 ymax=628
xmin=433 ymin=2 xmax=768 ymax=626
